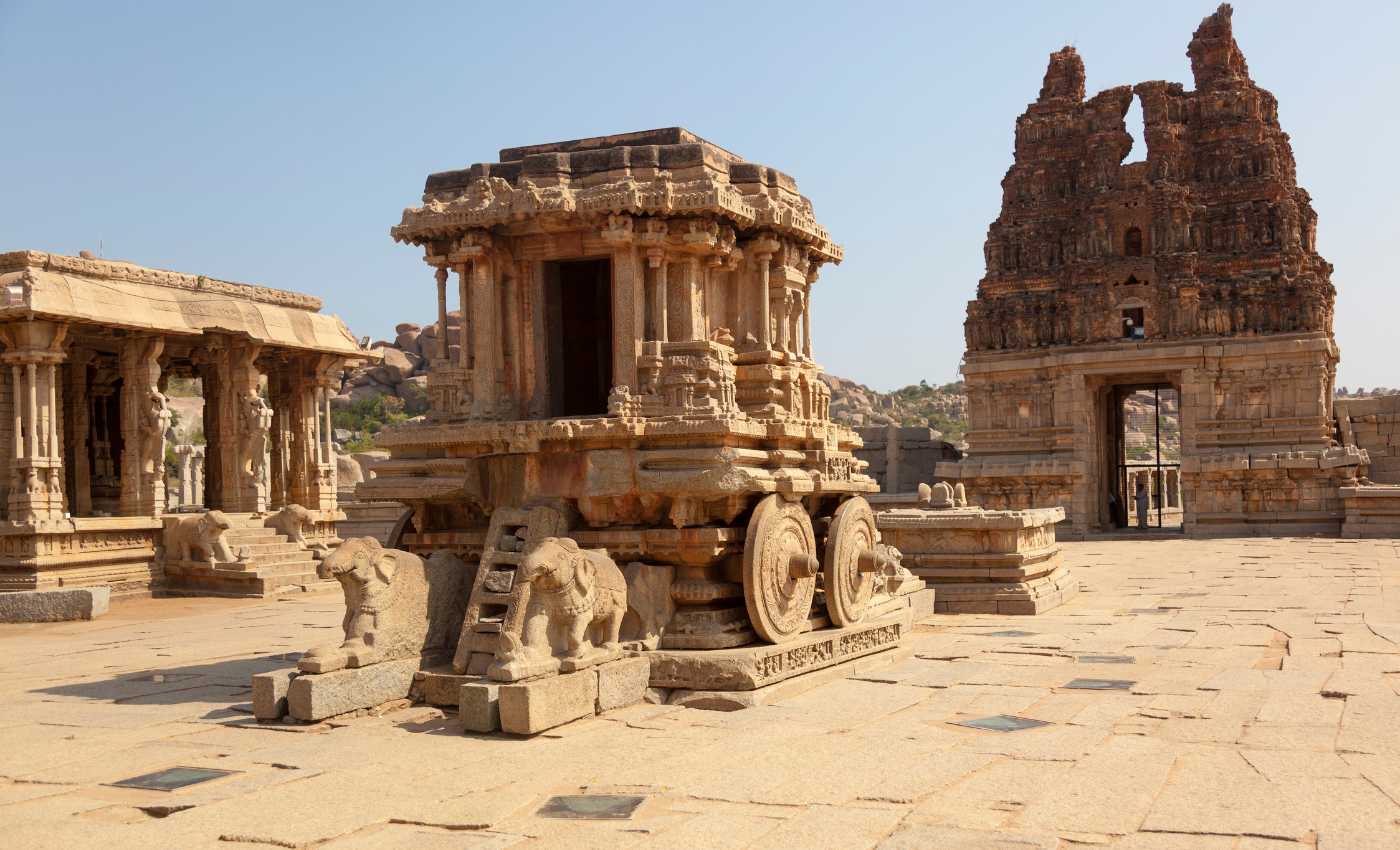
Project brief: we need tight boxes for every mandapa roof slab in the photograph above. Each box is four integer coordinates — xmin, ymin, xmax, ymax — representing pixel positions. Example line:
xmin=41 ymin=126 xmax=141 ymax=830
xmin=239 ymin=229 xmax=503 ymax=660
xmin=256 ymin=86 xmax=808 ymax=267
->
xmin=0 ymin=251 xmax=365 ymax=357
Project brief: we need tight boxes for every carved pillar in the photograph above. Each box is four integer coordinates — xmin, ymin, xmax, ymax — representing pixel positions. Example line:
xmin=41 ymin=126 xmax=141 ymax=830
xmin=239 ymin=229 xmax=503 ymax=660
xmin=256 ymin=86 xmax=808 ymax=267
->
xmin=611 ymin=245 xmax=642 ymax=392
xmin=470 ymin=255 xmax=497 ymax=417
xmin=67 ymin=349 xmax=93 ymax=517
xmin=524 ymin=259 xmax=547 ymax=417
xmin=267 ymin=369 xmax=288 ymax=510
xmin=456 ymin=261 xmax=471 ymax=371
xmin=434 ymin=265 xmax=449 ymax=361
xmin=192 ymin=447 xmax=205 ymax=507
xmin=647 ymin=252 xmax=669 ymax=342
xmin=176 ymin=444 xmax=193 ymax=507
xmin=803 ymin=271 xmax=817 ymax=359
xmin=751 ymin=238 xmax=779 ymax=350
xmin=0 ymin=321 xmax=69 ymax=526
xmin=503 ymin=263 xmax=522 ymax=412
xmin=118 ymin=335 xmax=167 ymax=519
xmin=778 ymin=289 xmax=793 ymax=353
xmin=674 ymin=257 xmax=703 ymax=342
xmin=284 ymin=356 xmax=340 ymax=514
xmin=229 ymin=341 xmax=267 ymax=513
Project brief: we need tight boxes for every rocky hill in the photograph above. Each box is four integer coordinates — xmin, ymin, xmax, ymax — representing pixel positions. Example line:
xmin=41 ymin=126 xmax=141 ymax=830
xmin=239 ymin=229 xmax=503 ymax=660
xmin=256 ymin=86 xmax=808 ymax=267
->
xmin=1337 ymin=386 xmax=1398 ymax=398
xmin=331 ymin=315 xmax=971 ymax=447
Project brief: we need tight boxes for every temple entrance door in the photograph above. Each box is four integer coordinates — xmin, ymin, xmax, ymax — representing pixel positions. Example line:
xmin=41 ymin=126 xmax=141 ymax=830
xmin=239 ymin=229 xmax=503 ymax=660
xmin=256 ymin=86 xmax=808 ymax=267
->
xmin=1109 ymin=384 xmax=1182 ymax=531
xmin=544 ymin=258 xmax=613 ymax=417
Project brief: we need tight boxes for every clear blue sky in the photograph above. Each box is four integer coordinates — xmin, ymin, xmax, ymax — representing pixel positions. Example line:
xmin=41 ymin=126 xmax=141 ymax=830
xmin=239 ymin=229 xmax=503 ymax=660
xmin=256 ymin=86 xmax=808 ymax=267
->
xmin=3 ymin=2 xmax=1396 ymax=391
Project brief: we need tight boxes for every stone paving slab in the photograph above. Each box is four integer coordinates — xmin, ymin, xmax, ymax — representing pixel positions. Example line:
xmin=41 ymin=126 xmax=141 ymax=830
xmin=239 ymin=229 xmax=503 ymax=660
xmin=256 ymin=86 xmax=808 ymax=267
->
xmin=0 ymin=537 xmax=1398 ymax=847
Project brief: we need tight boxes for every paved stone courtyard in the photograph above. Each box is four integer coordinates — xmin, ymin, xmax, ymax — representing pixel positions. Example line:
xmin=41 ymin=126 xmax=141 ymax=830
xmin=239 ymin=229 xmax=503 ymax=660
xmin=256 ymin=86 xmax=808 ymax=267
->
xmin=2 ymin=537 xmax=1398 ymax=849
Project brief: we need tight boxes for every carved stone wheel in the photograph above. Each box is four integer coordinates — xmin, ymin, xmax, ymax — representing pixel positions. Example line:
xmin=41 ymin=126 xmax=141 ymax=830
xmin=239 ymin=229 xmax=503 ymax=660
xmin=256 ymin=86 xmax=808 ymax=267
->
xmin=743 ymin=494 xmax=818 ymax=644
xmin=823 ymin=496 xmax=879 ymax=627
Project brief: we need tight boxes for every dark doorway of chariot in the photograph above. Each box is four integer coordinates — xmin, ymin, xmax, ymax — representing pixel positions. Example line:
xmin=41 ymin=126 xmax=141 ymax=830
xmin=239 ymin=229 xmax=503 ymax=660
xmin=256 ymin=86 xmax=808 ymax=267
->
xmin=545 ymin=258 xmax=613 ymax=418
xmin=1110 ymin=384 xmax=1183 ymax=531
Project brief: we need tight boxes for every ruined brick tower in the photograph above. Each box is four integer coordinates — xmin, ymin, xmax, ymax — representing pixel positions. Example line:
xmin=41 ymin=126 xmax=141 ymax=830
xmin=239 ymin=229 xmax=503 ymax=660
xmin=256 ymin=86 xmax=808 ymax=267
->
xmin=940 ymin=5 xmax=1367 ymax=536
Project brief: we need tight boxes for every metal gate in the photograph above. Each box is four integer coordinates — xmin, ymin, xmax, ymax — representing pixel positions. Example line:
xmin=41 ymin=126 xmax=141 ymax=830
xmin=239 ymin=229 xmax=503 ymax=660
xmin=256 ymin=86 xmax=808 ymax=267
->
xmin=1114 ymin=385 xmax=1182 ymax=530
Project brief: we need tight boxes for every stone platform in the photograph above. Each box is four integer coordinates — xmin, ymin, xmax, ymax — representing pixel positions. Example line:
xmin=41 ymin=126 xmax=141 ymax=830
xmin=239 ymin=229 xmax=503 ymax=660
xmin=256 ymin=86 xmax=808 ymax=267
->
xmin=162 ymin=512 xmax=331 ymax=598
xmin=1340 ymin=484 xmax=1400 ymax=538
xmin=877 ymin=506 xmax=1076 ymax=614
xmin=6 ymin=536 xmax=1400 ymax=847
xmin=647 ymin=605 xmax=915 ymax=692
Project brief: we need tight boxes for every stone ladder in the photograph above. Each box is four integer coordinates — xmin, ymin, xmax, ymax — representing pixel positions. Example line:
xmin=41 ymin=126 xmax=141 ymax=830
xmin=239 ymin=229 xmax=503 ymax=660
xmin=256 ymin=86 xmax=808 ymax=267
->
xmin=163 ymin=513 xmax=331 ymax=598
xmin=452 ymin=505 xmax=568 ymax=676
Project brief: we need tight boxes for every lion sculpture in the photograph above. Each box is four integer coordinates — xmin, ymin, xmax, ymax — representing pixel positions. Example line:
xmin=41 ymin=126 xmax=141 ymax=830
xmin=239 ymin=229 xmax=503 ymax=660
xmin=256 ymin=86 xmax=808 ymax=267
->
xmin=490 ymin=536 xmax=627 ymax=681
xmin=299 ymin=537 xmax=468 ymax=674
xmin=165 ymin=510 xmax=238 ymax=566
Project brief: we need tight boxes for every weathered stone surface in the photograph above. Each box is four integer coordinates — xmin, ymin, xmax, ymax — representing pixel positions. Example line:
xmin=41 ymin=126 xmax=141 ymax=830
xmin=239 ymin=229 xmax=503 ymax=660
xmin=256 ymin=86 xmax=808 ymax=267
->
xmin=459 ymin=681 xmax=501 ymax=733
xmin=286 ymin=657 xmax=419 ymax=721
xmin=413 ymin=669 xmax=471 ymax=706
xmin=595 ymin=656 xmax=650 ymax=712
xmin=252 ymin=668 xmax=296 ymax=721
xmin=877 ymin=506 xmax=1073 ymax=614
xmin=647 ymin=608 xmax=913 ymax=691
xmin=0 ymin=586 xmax=109 ymax=622
xmin=299 ymin=540 xmax=468 ymax=674
xmin=498 ymin=668 xmax=597 ymax=735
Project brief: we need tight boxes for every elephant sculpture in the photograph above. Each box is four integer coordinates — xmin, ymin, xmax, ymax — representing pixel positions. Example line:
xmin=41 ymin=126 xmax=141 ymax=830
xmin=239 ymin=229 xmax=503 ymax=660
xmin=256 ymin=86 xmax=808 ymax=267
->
xmin=265 ymin=504 xmax=328 ymax=558
xmin=165 ymin=510 xmax=237 ymax=566
xmin=299 ymin=537 xmax=468 ymax=674
xmin=490 ymin=536 xmax=628 ymax=681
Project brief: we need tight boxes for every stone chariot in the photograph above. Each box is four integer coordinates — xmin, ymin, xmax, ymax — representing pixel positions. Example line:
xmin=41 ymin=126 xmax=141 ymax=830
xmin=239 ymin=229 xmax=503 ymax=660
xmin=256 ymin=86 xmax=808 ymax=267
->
xmin=361 ymin=129 xmax=903 ymax=679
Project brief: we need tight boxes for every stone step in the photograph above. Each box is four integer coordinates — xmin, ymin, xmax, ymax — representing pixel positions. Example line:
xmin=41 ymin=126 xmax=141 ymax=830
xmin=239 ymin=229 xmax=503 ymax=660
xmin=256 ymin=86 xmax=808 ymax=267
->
xmin=235 ymin=542 xmax=304 ymax=557
xmin=343 ymin=501 xmax=410 ymax=520
xmin=226 ymin=526 xmax=279 ymax=539
xmin=217 ymin=555 xmax=318 ymax=574
xmin=243 ymin=550 xmax=317 ymax=567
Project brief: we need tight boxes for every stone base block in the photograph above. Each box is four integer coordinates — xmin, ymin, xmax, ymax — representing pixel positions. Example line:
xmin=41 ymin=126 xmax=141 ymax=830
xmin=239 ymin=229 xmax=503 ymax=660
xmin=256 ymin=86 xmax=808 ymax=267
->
xmin=597 ymin=656 xmax=650 ymax=712
xmin=459 ymin=681 xmax=502 ymax=733
xmin=252 ymin=668 xmax=296 ymax=721
xmin=413 ymin=668 xmax=472 ymax=706
xmin=931 ymin=564 xmax=1079 ymax=615
xmin=668 ymin=643 xmax=914 ymax=710
xmin=286 ymin=657 xmax=419 ymax=722
xmin=499 ymin=668 xmax=598 ymax=736
xmin=0 ymin=586 xmax=110 ymax=622
xmin=646 ymin=607 xmax=913 ymax=692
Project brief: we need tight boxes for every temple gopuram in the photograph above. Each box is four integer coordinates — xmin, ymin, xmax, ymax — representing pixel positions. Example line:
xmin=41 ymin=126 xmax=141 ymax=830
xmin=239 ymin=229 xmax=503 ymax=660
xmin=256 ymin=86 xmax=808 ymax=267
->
xmin=939 ymin=5 xmax=1367 ymax=536
xmin=0 ymin=250 xmax=368 ymax=599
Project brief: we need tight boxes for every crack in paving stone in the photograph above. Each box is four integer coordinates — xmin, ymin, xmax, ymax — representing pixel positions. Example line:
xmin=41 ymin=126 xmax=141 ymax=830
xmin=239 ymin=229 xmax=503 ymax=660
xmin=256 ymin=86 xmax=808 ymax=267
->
xmin=218 ymin=834 xmax=299 ymax=848
xmin=388 ymin=817 xmax=493 ymax=831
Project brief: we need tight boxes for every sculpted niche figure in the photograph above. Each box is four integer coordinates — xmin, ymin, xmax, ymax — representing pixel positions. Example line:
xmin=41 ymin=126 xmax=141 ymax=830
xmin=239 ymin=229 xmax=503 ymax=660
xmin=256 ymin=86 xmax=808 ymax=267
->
xmin=242 ymin=393 xmax=273 ymax=482
xmin=142 ymin=390 xmax=172 ymax=472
